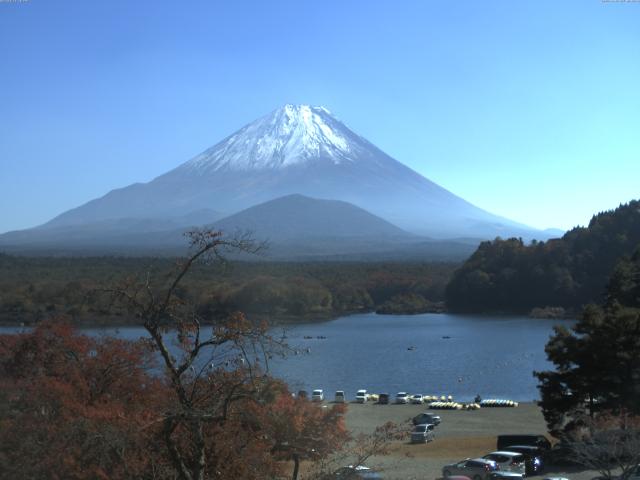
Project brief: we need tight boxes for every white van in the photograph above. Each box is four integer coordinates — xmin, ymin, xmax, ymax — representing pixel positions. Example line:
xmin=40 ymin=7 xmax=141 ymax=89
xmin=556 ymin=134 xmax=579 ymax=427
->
xmin=356 ymin=389 xmax=368 ymax=403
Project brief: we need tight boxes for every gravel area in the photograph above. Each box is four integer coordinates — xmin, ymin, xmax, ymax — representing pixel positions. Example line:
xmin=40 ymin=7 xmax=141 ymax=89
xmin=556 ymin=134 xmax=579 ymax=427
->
xmin=331 ymin=401 xmax=598 ymax=480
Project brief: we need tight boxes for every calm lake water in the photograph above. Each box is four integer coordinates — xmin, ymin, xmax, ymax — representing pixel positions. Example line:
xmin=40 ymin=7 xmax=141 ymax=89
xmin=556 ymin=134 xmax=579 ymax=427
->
xmin=0 ymin=313 xmax=570 ymax=402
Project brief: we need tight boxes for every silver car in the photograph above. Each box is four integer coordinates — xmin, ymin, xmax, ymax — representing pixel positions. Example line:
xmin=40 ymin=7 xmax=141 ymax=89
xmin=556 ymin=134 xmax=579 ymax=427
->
xmin=483 ymin=452 xmax=526 ymax=475
xmin=395 ymin=392 xmax=409 ymax=404
xmin=410 ymin=423 xmax=435 ymax=443
xmin=443 ymin=458 xmax=500 ymax=480
xmin=489 ymin=473 xmax=524 ymax=480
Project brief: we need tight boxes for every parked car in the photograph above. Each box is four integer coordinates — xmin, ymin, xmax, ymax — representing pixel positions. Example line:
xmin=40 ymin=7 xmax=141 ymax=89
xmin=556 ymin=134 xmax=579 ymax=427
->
xmin=356 ymin=389 xmax=368 ymax=403
xmin=330 ymin=465 xmax=383 ymax=479
xmin=297 ymin=390 xmax=308 ymax=399
xmin=489 ymin=472 xmax=524 ymax=480
xmin=497 ymin=435 xmax=551 ymax=451
xmin=442 ymin=458 xmax=500 ymax=480
xmin=503 ymin=445 xmax=545 ymax=475
xmin=482 ymin=452 xmax=526 ymax=475
xmin=413 ymin=412 xmax=441 ymax=426
xmin=410 ymin=423 xmax=435 ymax=443
xmin=411 ymin=394 xmax=424 ymax=404
xmin=335 ymin=390 xmax=346 ymax=403
xmin=312 ymin=389 xmax=324 ymax=401
xmin=395 ymin=392 xmax=409 ymax=404
xmin=378 ymin=393 xmax=390 ymax=404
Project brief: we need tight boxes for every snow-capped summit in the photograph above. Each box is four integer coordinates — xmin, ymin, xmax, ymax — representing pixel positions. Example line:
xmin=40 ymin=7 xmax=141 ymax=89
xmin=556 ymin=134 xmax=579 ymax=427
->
xmin=28 ymin=104 xmax=547 ymax=242
xmin=180 ymin=104 xmax=361 ymax=174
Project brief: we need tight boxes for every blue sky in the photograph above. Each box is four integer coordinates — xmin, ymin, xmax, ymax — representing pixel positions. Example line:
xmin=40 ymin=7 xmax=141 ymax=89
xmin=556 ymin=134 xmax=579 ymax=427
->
xmin=1 ymin=0 xmax=638 ymax=233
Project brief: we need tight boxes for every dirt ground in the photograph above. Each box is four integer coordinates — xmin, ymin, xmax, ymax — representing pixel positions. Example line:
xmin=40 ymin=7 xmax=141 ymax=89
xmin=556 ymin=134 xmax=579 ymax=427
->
xmin=331 ymin=401 xmax=598 ymax=480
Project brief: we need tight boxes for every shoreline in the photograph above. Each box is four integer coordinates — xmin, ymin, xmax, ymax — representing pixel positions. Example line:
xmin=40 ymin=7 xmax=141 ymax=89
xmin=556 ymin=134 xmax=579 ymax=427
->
xmin=0 ymin=307 xmax=576 ymax=328
xmin=0 ymin=307 xmax=442 ymax=328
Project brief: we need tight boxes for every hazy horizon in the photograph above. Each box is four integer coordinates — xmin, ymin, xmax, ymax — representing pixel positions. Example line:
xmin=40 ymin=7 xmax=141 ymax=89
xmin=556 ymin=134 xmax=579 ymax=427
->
xmin=1 ymin=1 xmax=639 ymax=234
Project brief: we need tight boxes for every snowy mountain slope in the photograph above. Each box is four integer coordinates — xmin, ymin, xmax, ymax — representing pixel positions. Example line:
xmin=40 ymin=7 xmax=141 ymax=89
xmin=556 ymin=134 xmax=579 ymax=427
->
xmin=17 ymin=104 xmax=546 ymax=242
xmin=180 ymin=105 xmax=357 ymax=172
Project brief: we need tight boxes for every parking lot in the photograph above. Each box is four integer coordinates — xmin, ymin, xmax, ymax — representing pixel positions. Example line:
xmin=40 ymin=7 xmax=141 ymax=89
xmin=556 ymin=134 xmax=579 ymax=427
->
xmin=339 ymin=401 xmax=598 ymax=480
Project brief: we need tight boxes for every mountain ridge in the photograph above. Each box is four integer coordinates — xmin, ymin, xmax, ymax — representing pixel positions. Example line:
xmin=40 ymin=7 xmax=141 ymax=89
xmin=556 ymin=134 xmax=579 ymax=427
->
xmin=210 ymin=193 xmax=414 ymax=241
xmin=0 ymin=194 xmax=478 ymax=261
xmin=4 ymin=104 xmax=554 ymax=250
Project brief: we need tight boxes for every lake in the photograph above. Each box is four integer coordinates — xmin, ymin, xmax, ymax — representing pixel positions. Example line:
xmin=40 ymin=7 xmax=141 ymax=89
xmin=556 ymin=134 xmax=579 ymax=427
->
xmin=266 ymin=313 xmax=568 ymax=402
xmin=0 ymin=313 xmax=569 ymax=402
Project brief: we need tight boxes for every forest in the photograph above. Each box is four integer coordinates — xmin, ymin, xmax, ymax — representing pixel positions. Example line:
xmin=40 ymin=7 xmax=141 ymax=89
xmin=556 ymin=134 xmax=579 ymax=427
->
xmin=532 ymin=243 xmax=640 ymax=480
xmin=0 ymin=254 xmax=456 ymax=325
xmin=445 ymin=200 xmax=640 ymax=314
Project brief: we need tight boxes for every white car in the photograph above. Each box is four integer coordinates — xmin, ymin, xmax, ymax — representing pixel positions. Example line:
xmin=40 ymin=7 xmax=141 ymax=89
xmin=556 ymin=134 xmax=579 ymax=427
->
xmin=483 ymin=452 xmax=526 ymax=475
xmin=356 ymin=389 xmax=368 ymax=403
xmin=311 ymin=389 xmax=324 ymax=402
xmin=411 ymin=394 xmax=424 ymax=404
xmin=334 ymin=390 xmax=346 ymax=403
xmin=395 ymin=392 xmax=409 ymax=404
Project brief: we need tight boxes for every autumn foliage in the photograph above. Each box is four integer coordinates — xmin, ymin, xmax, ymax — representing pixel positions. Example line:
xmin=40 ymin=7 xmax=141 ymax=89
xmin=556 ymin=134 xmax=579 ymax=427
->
xmin=0 ymin=321 xmax=165 ymax=478
xmin=0 ymin=231 xmax=356 ymax=480
xmin=268 ymin=394 xmax=349 ymax=479
xmin=0 ymin=321 xmax=349 ymax=479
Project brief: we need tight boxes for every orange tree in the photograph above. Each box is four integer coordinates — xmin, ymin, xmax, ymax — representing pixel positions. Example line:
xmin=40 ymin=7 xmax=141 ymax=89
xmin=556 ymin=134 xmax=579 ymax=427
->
xmin=0 ymin=321 xmax=168 ymax=478
xmin=103 ymin=230 xmax=285 ymax=479
xmin=267 ymin=393 xmax=349 ymax=480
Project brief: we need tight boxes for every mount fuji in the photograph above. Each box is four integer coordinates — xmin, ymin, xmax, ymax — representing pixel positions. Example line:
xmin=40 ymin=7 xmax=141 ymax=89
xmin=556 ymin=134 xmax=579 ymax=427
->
xmin=1 ymin=104 xmax=551 ymax=256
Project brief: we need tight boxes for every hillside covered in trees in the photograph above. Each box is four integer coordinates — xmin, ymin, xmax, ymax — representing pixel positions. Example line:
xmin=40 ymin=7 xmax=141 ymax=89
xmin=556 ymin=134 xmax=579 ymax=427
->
xmin=0 ymin=255 xmax=456 ymax=325
xmin=446 ymin=200 xmax=640 ymax=313
xmin=535 ymin=242 xmax=640 ymax=439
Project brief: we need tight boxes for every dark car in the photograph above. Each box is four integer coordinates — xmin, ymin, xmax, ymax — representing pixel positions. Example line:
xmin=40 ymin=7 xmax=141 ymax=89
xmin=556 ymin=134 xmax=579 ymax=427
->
xmin=413 ymin=412 xmax=441 ymax=426
xmin=497 ymin=435 xmax=551 ymax=452
xmin=378 ymin=393 xmax=390 ymax=404
xmin=297 ymin=390 xmax=309 ymax=399
xmin=503 ymin=445 xmax=545 ymax=475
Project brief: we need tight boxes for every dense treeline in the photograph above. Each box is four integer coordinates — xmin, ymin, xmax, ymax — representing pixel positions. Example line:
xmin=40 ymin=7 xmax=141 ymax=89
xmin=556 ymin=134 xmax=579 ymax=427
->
xmin=446 ymin=200 xmax=640 ymax=313
xmin=0 ymin=255 xmax=456 ymax=325
xmin=536 ymin=247 xmax=640 ymax=437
